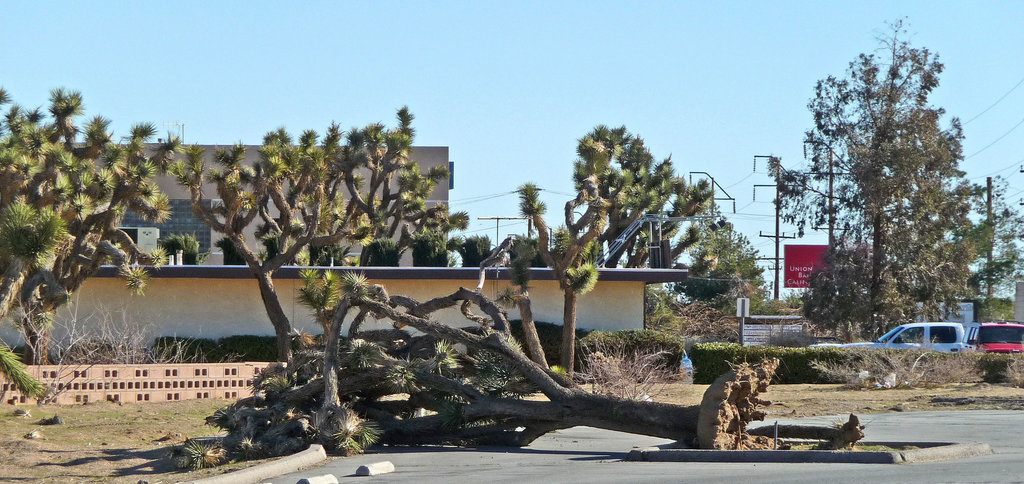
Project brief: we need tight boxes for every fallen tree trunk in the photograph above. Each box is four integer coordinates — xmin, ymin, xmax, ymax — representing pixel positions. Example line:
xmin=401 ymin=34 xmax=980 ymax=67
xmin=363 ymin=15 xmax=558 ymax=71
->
xmin=748 ymin=414 xmax=865 ymax=449
xmin=210 ymin=273 xmax=858 ymax=457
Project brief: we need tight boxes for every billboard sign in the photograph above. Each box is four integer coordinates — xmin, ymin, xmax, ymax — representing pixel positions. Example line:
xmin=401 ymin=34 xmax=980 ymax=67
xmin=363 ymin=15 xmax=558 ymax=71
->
xmin=784 ymin=244 xmax=828 ymax=288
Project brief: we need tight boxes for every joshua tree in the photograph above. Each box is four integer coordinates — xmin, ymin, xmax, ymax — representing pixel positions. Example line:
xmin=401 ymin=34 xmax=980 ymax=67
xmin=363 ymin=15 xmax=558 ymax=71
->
xmin=517 ymin=179 xmax=605 ymax=374
xmin=516 ymin=127 xmax=711 ymax=372
xmin=581 ymin=126 xmax=712 ymax=268
xmin=174 ymin=109 xmax=467 ymax=361
xmin=0 ymin=201 xmax=58 ymax=395
xmin=1 ymin=87 xmax=171 ymax=364
xmin=172 ymin=127 xmax=357 ymax=362
xmin=337 ymin=108 xmax=468 ymax=263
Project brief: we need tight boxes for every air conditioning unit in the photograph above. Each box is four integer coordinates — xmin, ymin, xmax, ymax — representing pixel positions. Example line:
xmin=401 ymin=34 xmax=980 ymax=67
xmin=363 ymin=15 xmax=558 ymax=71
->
xmin=120 ymin=227 xmax=160 ymax=253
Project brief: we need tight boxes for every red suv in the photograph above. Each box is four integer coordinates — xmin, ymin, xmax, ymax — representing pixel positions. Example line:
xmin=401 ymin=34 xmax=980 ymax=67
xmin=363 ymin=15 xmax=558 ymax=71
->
xmin=965 ymin=321 xmax=1024 ymax=353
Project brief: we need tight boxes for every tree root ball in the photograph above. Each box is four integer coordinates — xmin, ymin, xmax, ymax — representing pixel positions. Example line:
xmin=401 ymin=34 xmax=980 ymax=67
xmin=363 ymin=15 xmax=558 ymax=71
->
xmin=697 ymin=358 xmax=780 ymax=450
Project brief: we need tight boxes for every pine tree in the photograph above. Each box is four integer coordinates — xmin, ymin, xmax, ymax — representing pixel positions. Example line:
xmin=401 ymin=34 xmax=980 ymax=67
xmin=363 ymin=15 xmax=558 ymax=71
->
xmin=781 ymin=22 xmax=974 ymax=337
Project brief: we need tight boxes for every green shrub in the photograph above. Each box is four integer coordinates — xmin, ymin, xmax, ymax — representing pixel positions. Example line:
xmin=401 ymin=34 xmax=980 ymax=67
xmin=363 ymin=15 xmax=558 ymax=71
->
xmin=690 ymin=343 xmax=1024 ymax=385
xmin=510 ymin=238 xmax=548 ymax=267
xmin=578 ymin=329 xmax=687 ymax=372
xmin=154 ymin=337 xmax=221 ymax=361
xmin=153 ymin=335 xmax=278 ymax=362
xmin=509 ymin=320 xmax=588 ymax=368
xmin=361 ymin=238 xmax=402 ymax=267
xmin=159 ymin=233 xmax=206 ymax=265
xmin=458 ymin=235 xmax=491 ymax=267
xmin=217 ymin=335 xmax=278 ymax=361
xmin=215 ymin=237 xmax=246 ymax=265
xmin=689 ymin=343 xmax=847 ymax=384
xmin=976 ymin=353 xmax=1023 ymax=383
xmin=309 ymin=242 xmax=352 ymax=266
xmin=410 ymin=229 xmax=450 ymax=267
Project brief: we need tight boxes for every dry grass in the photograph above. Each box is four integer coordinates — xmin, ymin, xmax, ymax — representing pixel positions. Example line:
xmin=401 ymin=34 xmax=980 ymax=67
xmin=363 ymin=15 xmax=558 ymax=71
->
xmin=0 ymin=399 xmax=259 ymax=483
xmin=811 ymin=350 xmax=982 ymax=389
xmin=1006 ymin=359 xmax=1024 ymax=388
xmin=576 ymin=342 xmax=674 ymax=401
xmin=655 ymin=382 xmax=1024 ymax=418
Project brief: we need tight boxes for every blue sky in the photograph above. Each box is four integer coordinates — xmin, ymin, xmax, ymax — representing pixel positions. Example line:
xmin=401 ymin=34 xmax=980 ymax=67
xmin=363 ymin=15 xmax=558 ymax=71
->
xmin=4 ymin=1 xmax=1024 ymax=288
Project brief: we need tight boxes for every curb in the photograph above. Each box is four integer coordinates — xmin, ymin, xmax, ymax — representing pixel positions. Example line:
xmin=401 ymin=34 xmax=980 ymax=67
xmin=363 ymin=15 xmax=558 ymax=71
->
xmin=900 ymin=442 xmax=992 ymax=463
xmin=179 ymin=444 xmax=328 ymax=484
xmin=626 ymin=441 xmax=993 ymax=464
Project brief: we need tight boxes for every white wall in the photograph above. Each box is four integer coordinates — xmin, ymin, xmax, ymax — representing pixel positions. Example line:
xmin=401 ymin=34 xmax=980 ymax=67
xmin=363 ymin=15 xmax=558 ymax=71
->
xmin=0 ymin=275 xmax=645 ymax=345
xmin=1016 ymin=281 xmax=1024 ymax=322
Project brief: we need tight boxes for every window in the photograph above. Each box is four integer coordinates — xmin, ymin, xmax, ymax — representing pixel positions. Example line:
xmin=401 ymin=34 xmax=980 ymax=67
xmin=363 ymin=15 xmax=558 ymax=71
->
xmin=979 ymin=326 xmax=1024 ymax=344
xmin=930 ymin=326 xmax=958 ymax=344
xmin=892 ymin=327 xmax=924 ymax=344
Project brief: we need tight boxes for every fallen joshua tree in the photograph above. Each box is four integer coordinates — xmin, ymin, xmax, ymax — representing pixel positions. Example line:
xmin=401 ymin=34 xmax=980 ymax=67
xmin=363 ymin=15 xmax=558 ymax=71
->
xmin=205 ymin=259 xmax=863 ymax=459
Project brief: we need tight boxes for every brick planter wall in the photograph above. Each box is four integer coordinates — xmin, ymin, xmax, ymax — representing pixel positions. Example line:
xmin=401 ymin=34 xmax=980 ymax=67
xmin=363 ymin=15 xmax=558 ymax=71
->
xmin=0 ymin=362 xmax=273 ymax=405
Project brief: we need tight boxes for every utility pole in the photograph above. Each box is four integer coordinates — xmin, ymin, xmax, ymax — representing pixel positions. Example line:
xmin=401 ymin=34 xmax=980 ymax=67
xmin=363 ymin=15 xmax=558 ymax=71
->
xmin=478 ymin=216 xmax=529 ymax=242
xmin=754 ymin=156 xmax=796 ymax=300
xmin=986 ymin=176 xmax=994 ymax=298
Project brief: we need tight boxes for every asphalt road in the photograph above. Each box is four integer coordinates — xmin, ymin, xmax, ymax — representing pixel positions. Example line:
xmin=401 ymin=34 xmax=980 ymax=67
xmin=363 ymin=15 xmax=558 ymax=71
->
xmin=269 ymin=410 xmax=1024 ymax=483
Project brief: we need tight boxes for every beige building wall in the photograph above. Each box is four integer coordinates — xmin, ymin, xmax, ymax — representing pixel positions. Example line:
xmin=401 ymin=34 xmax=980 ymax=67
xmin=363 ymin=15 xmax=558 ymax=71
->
xmin=0 ymin=274 xmax=644 ymax=346
xmin=153 ymin=145 xmax=449 ymax=202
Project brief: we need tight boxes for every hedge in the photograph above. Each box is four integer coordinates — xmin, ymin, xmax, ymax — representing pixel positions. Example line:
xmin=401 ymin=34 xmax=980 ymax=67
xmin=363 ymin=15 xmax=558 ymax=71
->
xmin=976 ymin=353 xmax=1024 ymax=383
xmin=508 ymin=320 xmax=589 ymax=368
xmin=154 ymin=335 xmax=278 ymax=362
xmin=578 ymin=329 xmax=687 ymax=372
xmin=690 ymin=343 xmax=1024 ymax=385
xmin=690 ymin=343 xmax=847 ymax=384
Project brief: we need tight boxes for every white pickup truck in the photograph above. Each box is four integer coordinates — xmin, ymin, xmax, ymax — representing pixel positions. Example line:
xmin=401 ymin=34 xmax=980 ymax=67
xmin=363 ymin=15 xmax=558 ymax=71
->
xmin=815 ymin=322 xmax=967 ymax=353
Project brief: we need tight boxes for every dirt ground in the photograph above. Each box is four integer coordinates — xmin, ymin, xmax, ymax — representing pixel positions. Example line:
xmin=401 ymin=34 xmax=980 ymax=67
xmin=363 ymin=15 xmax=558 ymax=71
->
xmin=2 ymin=383 xmax=1023 ymax=483
xmin=0 ymin=399 xmax=256 ymax=483
xmin=656 ymin=381 xmax=1024 ymax=418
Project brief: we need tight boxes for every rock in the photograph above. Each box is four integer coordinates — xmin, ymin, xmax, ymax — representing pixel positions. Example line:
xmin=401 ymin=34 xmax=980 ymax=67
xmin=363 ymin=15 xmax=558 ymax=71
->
xmin=297 ymin=475 xmax=340 ymax=484
xmin=24 ymin=430 xmax=41 ymax=439
xmin=356 ymin=461 xmax=395 ymax=476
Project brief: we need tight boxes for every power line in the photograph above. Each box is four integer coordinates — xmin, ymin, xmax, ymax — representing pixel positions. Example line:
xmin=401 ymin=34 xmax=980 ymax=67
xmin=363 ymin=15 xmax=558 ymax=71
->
xmin=537 ymin=187 xmax=576 ymax=197
xmin=969 ymin=156 xmax=1024 ymax=180
xmin=723 ymin=172 xmax=755 ymax=189
xmin=965 ymin=115 xmax=1024 ymax=159
xmin=963 ymin=74 xmax=1024 ymax=125
xmin=686 ymin=276 xmax=765 ymax=283
xmin=450 ymin=190 xmax=517 ymax=203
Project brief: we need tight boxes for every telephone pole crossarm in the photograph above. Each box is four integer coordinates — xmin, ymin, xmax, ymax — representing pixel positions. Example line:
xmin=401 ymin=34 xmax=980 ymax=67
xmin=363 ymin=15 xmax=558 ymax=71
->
xmin=690 ymin=171 xmax=737 ymax=213
xmin=478 ymin=216 xmax=530 ymax=242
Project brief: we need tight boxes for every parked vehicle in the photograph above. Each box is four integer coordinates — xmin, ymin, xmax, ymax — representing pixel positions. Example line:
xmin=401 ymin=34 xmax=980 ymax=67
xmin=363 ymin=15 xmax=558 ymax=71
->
xmin=813 ymin=322 xmax=966 ymax=353
xmin=964 ymin=321 xmax=1024 ymax=353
